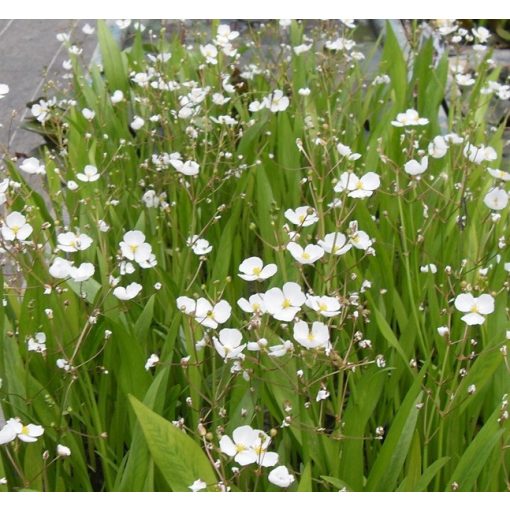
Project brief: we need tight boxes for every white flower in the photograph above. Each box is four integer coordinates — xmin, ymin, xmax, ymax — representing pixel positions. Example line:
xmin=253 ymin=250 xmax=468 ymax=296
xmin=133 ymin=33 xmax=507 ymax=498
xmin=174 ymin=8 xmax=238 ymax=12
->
xmin=113 ymin=282 xmax=143 ymax=301
xmin=268 ymin=340 xmax=294 ymax=358
xmin=212 ymin=93 xmax=230 ymax=106
xmin=238 ymin=257 xmax=277 ymax=281
xmin=57 ymin=232 xmax=93 ymax=252
xmin=286 ymin=242 xmax=324 ymax=265
xmin=19 ymin=157 xmax=46 ymax=175
xmin=220 ymin=425 xmax=278 ymax=467
xmin=67 ymin=180 xmax=78 ymax=191
xmin=145 ymin=353 xmax=159 ymax=371
xmin=298 ymin=87 xmax=311 ymax=96
xmin=472 ymin=26 xmax=491 ymax=43
xmin=77 ymin=165 xmax=100 ymax=182
xmin=305 ymin=294 xmax=341 ymax=317
xmin=391 ymin=109 xmax=429 ymax=127
xmin=56 ymin=358 xmax=71 ymax=371
xmin=334 ymin=172 xmax=380 ymax=198
xmin=116 ymin=19 xmax=131 ymax=30
xmin=268 ymin=466 xmax=295 ymax=488
xmin=130 ymin=116 xmax=145 ymax=130
xmin=428 ymin=136 xmax=449 ymax=158
xmin=27 ymin=332 xmax=46 ymax=354
xmin=249 ymin=100 xmax=266 ymax=112
xmin=170 ymin=158 xmax=200 ymax=176
xmin=213 ymin=328 xmax=246 ymax=360
xmin=463 ymin=143 xmax=497 ymax=164
xmin=120 ymin=261 xmax=135 ymax=275
xmin=284 ymin=206 xmax=319 ymax=227
xmin=264 ymin=282 xmax=306 ymax=322
xmin=318 ymin=232 xmax=352 ymax=255
xmin=437 ymin=326 xmax=449 ymax=337
xmin=325 ymin=38 xmax=356 ymax=51
xmin=132 ymin=72 xmax=150 ymax=88
xmin=349 ymin=229 xmax=373 ymax=251
xmin=82 ymin=23 xmax=95 ymax=35
xmin=31 ymin=99 xmax=53 ymax=123
xmin=219 ymin=426 xmax=259 ymax=466
xmin=120 ymin=230 xmax=154 ymax=266
xmin=247 ymin=338 xmax=268 ymax=351
xmin=337 ymin=142 xmax=361 ymax=161
xmin=0 ymin=418 xmax=44 ymax=445
xmin=68 ymin=45 xmax=82 ymax=55
xmin=0 ymin=83 xmax=9 ymax=99
xmin=177 ymin=297 xmax=232 ymax=329
xmin=484 ymin=188 xmax=508 ymax=211
xmin=293 ymin=43 xmax=312 ymax=55
xmin=404 ymin=156 xmax=428 ymax=176
xmin=488 ymin=168 xmax=510 ymax=182
xmin=49 ymin=257 xmax=74 ymax=279
xmin=444 ymin=132 xmax=464 ymax=145
xmin=187 ymin=235 xmax=213 ymax=255
xmin=268 ymin=90 xmax=289 ymax=112
xmin=0 ymin=178 xmax=9 ymax=205
xmin=142 ymin=190 xmax=159 ymax=208
xmin=189 ymin=479 xmax=207 ymax=492
xmin=1 ymin=212 xmax=33 ymax=241
xmin=420 ymin=263 xmax=437 ymax=274
xmin=111 ymin=90 xmax=124 ymax=103
xmin=316 ymin=389 xmax=330 ymax=402
xmin=456 ymin=73 xmax=475 ymax=87
xmin=211 ymin=115 xmax=238 ymax=126
xmin=215 ymin=24 xmax=239 ymax=46
xmin=340 ymin=19 xmax=356 ymax=28
xmin=454 ymin=292 xmax=495 ymax=325
xmin=57 ymin=444 xmax=72 ymax=457
xmin=237 ymin=293 xmax=266 ymax=315
xmin=82 ymin=108 xmax=95 ymax=120
xmin=200 ymin=44 xmax=218 ymax=65
xmin=293 ymin=321 xmax=330 ymax=351
xmin=68 ymin=262 xmax=95 ymax=282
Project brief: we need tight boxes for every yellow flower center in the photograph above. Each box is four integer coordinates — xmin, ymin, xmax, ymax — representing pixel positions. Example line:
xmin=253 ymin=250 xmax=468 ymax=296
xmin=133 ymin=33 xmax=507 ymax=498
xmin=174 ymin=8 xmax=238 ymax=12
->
xmin=235 ymin=444 xmax=246 ymax=453
xmin=20 ymin=425 xmax=29 ymax=436
xmin=307 ymin=333 xmax=315 ymax=342
xmin=252 ymin=267 xmax=262 ymax=276
xmin=298 ymin=214 xmax=305 ymax=223
xmin=319 ymin=303 xmax=328 ymax=311
xmin=302 ymin=252 xmax=310 ymax=260
xmin=282 ymin=298 xmax=291 ymax=309
xmin=470 ymin=305 xmax=479 ymax=313
xmin=129 ymin=244 xmax=138 ymax=253
xmin=356 ymin=181 xmax=364 ymax=190
xmin=253 ymin=445 xmax=265 ymax=456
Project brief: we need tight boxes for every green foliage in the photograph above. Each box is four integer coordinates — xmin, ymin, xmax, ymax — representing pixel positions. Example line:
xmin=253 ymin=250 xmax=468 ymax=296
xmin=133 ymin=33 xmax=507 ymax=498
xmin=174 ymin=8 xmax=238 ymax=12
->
xmin=0 ymin=19 xmax=509 ymax=492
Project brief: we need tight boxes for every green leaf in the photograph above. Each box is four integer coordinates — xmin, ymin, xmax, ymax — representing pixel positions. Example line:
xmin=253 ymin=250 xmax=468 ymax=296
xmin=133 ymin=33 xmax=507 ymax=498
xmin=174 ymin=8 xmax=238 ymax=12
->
xmin=297 ymin=463 xmax=312 ymax=492
xmin=97 ymin=20 xmax=128 ymax=92
xmin=381 ymin=21 xmax=408 ymax=111
xmin=446 ymin=406 xmax=507 ymax=491
xmin=366 ymin=368 xmax=426 ymax=491
xmin=414 ymin=457 xmax=450 ymax=492
xmin=129 ymin=395 xmax=217 ymax=492
xmin=134 ymin=295 xmax=155 ymax=340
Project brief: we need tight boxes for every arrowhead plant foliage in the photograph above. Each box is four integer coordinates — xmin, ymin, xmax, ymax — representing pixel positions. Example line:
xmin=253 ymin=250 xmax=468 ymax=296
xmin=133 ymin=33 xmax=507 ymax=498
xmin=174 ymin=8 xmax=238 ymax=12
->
xmin=0 ymin=19 xmax=509 ymax=491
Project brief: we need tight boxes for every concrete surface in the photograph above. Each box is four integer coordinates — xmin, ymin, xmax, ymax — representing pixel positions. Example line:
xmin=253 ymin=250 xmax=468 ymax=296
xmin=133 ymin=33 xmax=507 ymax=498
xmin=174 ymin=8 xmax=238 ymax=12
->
xmin=0 ymin=19 xmax=97 ymax=156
